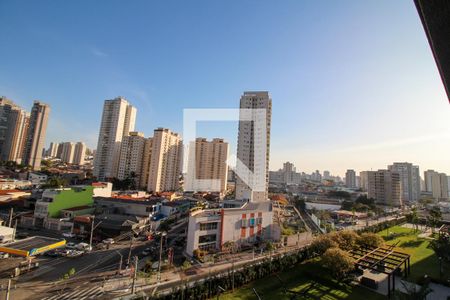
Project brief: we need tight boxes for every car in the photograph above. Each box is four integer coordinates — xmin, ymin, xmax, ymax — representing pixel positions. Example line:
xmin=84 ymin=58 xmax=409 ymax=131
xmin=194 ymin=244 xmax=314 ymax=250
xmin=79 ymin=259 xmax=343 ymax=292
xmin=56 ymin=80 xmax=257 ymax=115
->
xmin=102 ymin=238 xmax=115 ymax=245
xmin=65 ymin=242 xmax=76 ymax=249
xmin=0 ymin=252 xmax=9 ymax=259
xmin=44 ymin=251 xmax=58 ymax=258
xmin=62 ymin=232 xmax=76 ymax=238
xmin=141 ymin=248 xmax=151 ymax=256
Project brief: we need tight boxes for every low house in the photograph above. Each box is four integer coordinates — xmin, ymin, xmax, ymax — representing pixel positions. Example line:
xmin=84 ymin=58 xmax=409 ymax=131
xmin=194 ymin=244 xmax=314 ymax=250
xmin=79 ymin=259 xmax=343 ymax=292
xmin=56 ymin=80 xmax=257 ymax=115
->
xmin=161 ymin=200 xmax=190 ymax=217
xmin=28 ymin=172 xmax=48 ymax=185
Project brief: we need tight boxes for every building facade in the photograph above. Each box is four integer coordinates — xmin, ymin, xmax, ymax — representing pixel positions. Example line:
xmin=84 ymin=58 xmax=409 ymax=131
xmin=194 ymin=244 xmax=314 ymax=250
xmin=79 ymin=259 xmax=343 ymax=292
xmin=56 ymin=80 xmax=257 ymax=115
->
xmin=345 ymin=169 xmax=357 ymax=188
xmin=117 ymin=132 xmax=146 ymax=187
xmin=367 ymin=170 xmax=402 ymax=206
xmin=147 ymin=128 xmax=182 ymax=193
xmin=22 ymin=101 xmax=50 ymax=170
xmin=94 ymin=97 xmax=136 ymax=180
xmin=186 ymin=201 xmax=274 ymax=256
xmin=60 ymin=142 xmax=75 ymax=164
xmin=73 ymin=142 xmax=86 ymax=165
xmin=388 ymin=162 xmax=421 ymax=203
xmin=185 ymin=138 xmax=229 ymax=195
xmin=235 ymin=91 xmax=272 ymax=202
xmin=424 ymin=170 xmax=449 ymax=200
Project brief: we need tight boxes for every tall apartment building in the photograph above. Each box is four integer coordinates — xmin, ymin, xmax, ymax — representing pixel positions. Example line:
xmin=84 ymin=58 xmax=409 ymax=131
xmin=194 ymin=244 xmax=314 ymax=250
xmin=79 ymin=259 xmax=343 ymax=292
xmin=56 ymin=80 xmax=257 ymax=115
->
xmin=140 ymin=138 xmax=153 ymax=190
xmin=185 ymin=138 xmax=229 ymax=195
xmin=424 ymin=170 xmax=449 ymax=200
xmin=269 ymin=161 xmax=302 ymax=185
xmin=46 ymin=142 xmax=59 ymax=158
xmin=117 ymin=132 xmax=146 ymax=187
xmin=235 ymin=91 xmax=272 ymax=202
xmin=73 ymin=142 xmax=86 ymax=165
xmin=22 ymin=101 xmax=50 ymax=170
xmin=345 ymin=169 xmax=356 ymax=188
xmin=94 ymin=97 xmax=136 ymax=180
xmin=360 ymin=171 xmax=369 ymax=191
xmin=0 ymin=97 xmax=30 ymax=163
xmin=60 ymin=142 xmax=75 ymax=163
xmin=147 ymin=128 xmax=182 ymax=193
xmin=367 ymin=170 xmax=402 ymax=206
xmin=388 ymin=162 xmax=421 ymax=203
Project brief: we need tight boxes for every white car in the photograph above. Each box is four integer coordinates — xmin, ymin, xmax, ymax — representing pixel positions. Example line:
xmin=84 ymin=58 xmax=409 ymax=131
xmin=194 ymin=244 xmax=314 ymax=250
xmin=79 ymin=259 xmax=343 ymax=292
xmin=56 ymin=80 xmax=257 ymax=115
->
xmin=102 ymin=238 xmax=115 ymax=245
xmin=62 ymin=232 xmax=76 ymax=238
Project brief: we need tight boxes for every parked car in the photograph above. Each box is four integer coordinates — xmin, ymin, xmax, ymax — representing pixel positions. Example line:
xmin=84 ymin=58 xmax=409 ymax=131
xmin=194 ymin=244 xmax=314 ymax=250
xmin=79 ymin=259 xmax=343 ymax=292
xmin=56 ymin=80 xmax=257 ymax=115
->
xmin=44 ymin=251 xmax=58 ymax=258
xmin=103 ymin=238 xmax=115 ymax=245
xmin=62 ymin=232 xmax=76 ymax=238
xmin=0 ymin=252 xmax=9 ymax=259
xmin=142 ymin=248 xmax=151 ymax=256
xmin=65 ymin=242 xmax=76 ymax=249
xmin=76 ymin=243 xmax=92 ymax=251
xmin=66 ymin=250 xmax=84 ymax=258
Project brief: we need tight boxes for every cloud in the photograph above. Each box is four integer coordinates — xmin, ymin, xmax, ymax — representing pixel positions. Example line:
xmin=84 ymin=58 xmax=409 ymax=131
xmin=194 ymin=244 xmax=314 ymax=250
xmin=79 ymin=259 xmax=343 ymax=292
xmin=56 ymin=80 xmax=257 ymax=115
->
xmin=334 ymin=131 xmax=450 ymax=153
xmin=90 ymin=47 xmax=108 ymax=57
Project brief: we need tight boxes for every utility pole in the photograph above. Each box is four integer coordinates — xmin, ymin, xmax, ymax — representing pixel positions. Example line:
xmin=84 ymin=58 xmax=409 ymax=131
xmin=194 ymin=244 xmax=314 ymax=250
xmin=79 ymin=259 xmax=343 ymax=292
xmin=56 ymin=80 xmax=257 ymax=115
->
xmin=12 ymin=219 xmax=18 ymax=242
xmin=116 ymin=251 xmax=123 ymax=274
xmin=127 ymin=236 xmax=134 ymax=265
xmin=5 ymin=279 xmax=11 ymax=300
xmin=131 ymin=256 xmax=138 ymax=294
xmin=89 ymin=215 xmax=95 ymax=250
xmin=8 ymin=208 xmax=13 ymax=227
xmin=157 ymin=232 xmax=166 ymax=282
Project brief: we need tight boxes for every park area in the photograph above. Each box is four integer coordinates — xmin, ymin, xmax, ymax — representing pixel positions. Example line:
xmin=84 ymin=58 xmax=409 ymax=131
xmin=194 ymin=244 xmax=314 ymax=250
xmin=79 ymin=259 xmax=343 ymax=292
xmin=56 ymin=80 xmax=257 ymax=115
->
xmin=220 ymin=223 xmax=450 ymax=299
xmin=377 ymin=225 xmax=450 ymax=284
xmin=221 ymin=259 xmax=384 ymax=300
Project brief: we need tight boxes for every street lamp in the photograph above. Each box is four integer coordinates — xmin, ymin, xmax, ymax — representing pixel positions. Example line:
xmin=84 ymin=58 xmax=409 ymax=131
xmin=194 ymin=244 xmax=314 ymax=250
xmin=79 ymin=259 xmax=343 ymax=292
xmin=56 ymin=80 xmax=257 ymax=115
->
xmin=157 ymin=231 xmax=167 ymax=282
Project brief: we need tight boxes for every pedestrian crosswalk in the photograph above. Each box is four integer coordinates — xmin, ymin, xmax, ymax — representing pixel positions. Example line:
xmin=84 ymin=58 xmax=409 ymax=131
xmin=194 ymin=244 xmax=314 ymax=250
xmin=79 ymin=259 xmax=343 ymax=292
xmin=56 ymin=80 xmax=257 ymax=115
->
xmin=40 ymin=286 xmax=104 ymax=300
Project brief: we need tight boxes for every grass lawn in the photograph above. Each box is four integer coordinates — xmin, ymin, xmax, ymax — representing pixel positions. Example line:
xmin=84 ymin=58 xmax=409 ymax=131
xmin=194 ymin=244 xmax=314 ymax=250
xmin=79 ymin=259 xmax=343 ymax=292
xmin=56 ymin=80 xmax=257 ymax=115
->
xmin=377 ymin=225 xmax=449 ymax=283
xmin=220 ymin=260 xmax=385 ymax=300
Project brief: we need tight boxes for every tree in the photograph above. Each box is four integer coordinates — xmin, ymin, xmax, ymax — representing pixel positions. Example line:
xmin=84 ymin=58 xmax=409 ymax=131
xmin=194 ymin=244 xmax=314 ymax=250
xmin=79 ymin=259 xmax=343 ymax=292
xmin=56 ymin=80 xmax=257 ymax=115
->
xmin=181 ymin=260 xmax=192 ymax=271
xmin=341 ymin=200 xmax=353 ymax=211
xmin=357 ymin=232 xmax=384 ymax=248
xmin=321 ymin=247 xmax=355 ymax=280
xmin=427 ymin=206 xmax=442 ymax=232
xmin=310 ymin=235 xmax=338 ymax=255
xmin=330 ymin=230 xmax=359 ymax=251
xmin=43 ymin=176 xmax=68 ymax=188
xmin=430 ymin=235 xmax=450 ymax=263
xmin=408 ymin=207 xmax=419 ymax=232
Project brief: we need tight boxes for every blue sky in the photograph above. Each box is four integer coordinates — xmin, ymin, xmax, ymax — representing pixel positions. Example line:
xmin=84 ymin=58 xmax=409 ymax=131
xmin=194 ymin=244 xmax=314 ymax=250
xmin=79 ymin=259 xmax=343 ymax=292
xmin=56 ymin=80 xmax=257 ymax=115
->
xmin=1 ymin=0 xmax=449 ymax=176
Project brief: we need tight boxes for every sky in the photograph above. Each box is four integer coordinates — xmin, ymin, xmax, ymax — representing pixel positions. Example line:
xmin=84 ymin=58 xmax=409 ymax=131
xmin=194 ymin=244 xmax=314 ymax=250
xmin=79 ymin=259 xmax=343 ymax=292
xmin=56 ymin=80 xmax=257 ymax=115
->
xmin=0 ymin=0 xmax=449 ymax=177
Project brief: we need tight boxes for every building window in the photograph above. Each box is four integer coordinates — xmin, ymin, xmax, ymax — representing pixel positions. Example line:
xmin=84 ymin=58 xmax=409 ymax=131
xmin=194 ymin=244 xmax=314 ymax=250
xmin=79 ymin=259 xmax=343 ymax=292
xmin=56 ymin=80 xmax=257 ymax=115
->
xmin=200 ymin=222 xmax=218 ymax=231
xmin=198 ymin=234 xmax=216 ymax=244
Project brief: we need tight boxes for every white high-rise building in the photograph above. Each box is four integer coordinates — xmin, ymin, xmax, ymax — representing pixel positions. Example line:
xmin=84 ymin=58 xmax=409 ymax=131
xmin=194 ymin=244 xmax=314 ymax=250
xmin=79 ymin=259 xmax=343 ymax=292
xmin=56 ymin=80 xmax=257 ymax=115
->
xmin=424 ymin=170 xmax=449 ymax=200
xmin=360 ymin=171 xmax=370 ymax=191
xmin=46 ymin=142 xmax=59 ymax=158
xmin=147 ymin=128 xmax=182 ymax=193
xmin=117 ymin=132 xmax=146 ymax=187
xmin=388 ymin=162 xmax=421 ymax=203
xmin=60 ymin=142 xmax=75 ymax=164
xmin=73 ymin=142 xmax=86 ymax=165
xmin=185 ymin=138 xmax=229 ymax=195
xmin=94 ymin=97 xmax=136 ymax=180
xmin=345 ymin=169 xmax=356 ymax=188
xmin=235 ymin=91 xmax=272 ymax=202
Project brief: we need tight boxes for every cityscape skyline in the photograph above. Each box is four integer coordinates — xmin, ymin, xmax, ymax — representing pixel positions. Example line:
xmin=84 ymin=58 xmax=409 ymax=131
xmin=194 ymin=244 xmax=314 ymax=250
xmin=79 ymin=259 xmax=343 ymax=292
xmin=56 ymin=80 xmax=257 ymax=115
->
xmin=1 ymin=0 xmax=449 ymax=176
